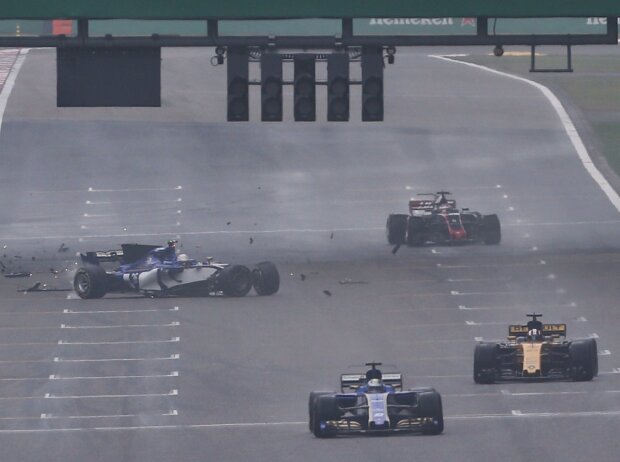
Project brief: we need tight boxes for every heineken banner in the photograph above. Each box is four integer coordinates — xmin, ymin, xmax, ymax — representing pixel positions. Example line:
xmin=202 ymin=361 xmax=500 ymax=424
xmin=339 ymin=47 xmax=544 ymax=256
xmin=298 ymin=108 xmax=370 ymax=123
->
xmin=0 ymin=17 xmax=617 ymax=37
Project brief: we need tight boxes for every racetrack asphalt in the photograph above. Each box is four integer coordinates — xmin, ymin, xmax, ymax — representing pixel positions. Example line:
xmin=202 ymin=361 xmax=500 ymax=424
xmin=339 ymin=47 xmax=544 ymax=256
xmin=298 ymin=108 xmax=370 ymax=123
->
xmin=0 ymin=47 xmax=619 ymax=461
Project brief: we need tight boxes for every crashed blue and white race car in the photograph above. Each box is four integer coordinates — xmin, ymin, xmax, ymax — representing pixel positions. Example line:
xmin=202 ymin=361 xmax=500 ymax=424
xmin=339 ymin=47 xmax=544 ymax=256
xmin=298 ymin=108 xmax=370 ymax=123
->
xmin=73 ymin=240 xmax=280 ymax=299
xmin=308 ymin=363 xmax=444 ymax=437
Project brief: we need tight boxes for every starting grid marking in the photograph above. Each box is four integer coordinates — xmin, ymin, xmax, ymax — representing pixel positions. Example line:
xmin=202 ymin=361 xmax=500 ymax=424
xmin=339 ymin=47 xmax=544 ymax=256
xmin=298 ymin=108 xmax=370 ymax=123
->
xmin=0 ymin=297 xmax=182 ymax=423
xmin=0 ymin=409 xmax=620 ymax=433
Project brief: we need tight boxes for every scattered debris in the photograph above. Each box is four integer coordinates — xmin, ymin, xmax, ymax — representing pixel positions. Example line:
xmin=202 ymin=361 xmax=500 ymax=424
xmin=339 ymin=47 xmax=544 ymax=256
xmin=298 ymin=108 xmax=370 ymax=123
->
xmin=13 ymin=255 xmax=22 ymax=259
xmin=226 ymin=221 xmax=231 ymax=226
xmin=4 ymin=272 xmax=32 ymax=278
xmin=31 ymin=256 xmax=36 ymax=261
xmin=257 ymin=186 xmax=261 ymax=190
xmin=58 ymin=243 xmax=69 ymax=253
xmin=24 ymin=282 xmax=41 ymax=292
xmin=392 ymin=244 xmax=401 ymax=254
xmin=20 ymin=282 xmax=70 ymax=293
xmin=323 ymin=290 xmax=332 ymax=297
xmin=339 ymin=278 xmax=368 ymax=285
xmin=50 ymin=268 xmax=59 ymax=275
xmin=249 ymin=237 xmax=254 ymax=244
xmin=300 ymin=274 xmax=306 ymax=281
xmin=330 ymin=232 xmax=334 ymax=239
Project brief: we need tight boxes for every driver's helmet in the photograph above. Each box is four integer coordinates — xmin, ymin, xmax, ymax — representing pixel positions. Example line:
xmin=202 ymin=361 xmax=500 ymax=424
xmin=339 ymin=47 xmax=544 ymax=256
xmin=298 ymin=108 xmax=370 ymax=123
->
xmin=366 ymin=378 xmax=385 ymax=393
xmin=528 ymin=328 xmax=542 ymax=341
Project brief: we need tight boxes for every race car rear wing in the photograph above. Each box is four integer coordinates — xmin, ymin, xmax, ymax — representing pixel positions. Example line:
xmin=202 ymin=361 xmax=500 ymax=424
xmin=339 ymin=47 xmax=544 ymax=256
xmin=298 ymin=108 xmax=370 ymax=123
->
xmin=409 ymin=199 xmax=456 ymax=212
xmin=340 ymin=373 xmax=403 ymax=392
xmin=80 ymin=244 xmax=159 ymax=265
xmin=508 ymin=323 xmax=567 ymax=338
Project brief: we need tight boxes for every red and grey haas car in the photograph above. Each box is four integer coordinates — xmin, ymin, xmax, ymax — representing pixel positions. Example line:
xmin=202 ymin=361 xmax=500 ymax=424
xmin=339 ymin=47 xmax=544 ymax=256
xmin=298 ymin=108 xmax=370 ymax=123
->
xmin=386 ymin=191 xmax=501 ymax=246
xmin=474 ymin=314 xmax=599 ymax=383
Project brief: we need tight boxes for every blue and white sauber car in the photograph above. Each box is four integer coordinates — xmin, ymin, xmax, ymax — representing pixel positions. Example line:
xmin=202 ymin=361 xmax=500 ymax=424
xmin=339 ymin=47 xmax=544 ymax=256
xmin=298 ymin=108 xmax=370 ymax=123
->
xmin=73 ymin=241 xmax=280 ymax=299
xmin=308 ymin=363 xmax=444 ymax=438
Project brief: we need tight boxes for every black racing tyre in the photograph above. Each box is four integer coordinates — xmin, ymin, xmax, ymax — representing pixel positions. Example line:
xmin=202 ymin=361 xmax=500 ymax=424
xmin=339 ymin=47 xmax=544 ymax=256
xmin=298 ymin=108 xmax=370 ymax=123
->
xmin=312 ymin=395 xmax=339 ymax=438
xmin=308 ymin=391 xmax=332 ymax=432
xmin=252 ymin=261 xmax=280 ymax=296
xmin=219 ymin=265 xmax=252 ymax=297
xmin=482 ymin=214 xmax=501 ymax=245
xmin=474 ymin=342 xmax=499 ymax=384
xmin=417 ymin=390 xmax=444 ymax=435
xmin=73 ymin=265 xmax=108 ymax=299
xmin=386 ymin=214 xmax=408 ymax=245
xmin=406 ymin=216 xmax=426 ymax=246
xmin=569 ymin=338 xmax=598 ymax=381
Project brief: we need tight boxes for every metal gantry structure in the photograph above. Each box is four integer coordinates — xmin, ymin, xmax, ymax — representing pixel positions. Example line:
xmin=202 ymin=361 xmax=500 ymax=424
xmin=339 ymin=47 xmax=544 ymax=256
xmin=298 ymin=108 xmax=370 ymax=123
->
xmin=0 ymin=1 xmax=618 ymax=120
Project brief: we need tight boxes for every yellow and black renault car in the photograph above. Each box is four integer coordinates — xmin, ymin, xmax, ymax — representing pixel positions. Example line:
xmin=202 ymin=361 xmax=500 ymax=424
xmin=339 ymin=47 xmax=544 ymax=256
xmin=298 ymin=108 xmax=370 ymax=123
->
xmin=473 ymin=313 xmax=598 ymax=383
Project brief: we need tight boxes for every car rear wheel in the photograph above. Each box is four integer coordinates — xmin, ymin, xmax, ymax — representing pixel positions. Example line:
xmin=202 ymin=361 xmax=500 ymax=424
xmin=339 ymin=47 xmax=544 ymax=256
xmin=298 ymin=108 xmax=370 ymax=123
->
xmin=252 ymin=261 xmax=280 ymax=296
xmin=74 ymin=265 xmax=108 ymax=299
xmin=474 ymin=342 xmax=499 ymax=384
xmin=482 ymin=214 xmax=501 ymax=245
xmin=569 ymin=338 xmax=598 ymax=381
xmin=418 ymin=390 xmax=444 ymax=435
xmin=219 ymin=265 xmax=252 ymax=297
xmin=386 ymin=214 xmax=408 ymax=245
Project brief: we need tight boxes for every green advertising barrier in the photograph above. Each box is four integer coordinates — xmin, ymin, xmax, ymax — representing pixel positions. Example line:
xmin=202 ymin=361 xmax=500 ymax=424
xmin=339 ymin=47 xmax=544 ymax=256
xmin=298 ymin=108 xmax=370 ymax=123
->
xmin=0 ymin=17 xmax=617 ymax=38
xmin=1 ymin=0 xmax=619 ymax=20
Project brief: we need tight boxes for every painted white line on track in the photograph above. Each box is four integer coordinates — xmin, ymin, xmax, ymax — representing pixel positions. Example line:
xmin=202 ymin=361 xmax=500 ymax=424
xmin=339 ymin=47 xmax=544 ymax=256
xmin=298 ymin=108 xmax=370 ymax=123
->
xmin=0 ymin=377 xmax=49 ymax=382
xmin=602 ymin=367 xmax=620 ymax=377
xmin=0 ymin=311 xmax=64 ymax=316
xmin=50 ymin=372 xmax=179 ymax=380
xmin=88 ymin=186 xmax=183 ymax=192
xmin=60 ymin=321 xmax=179 ymax=329
xmin=459 ymin=304 xmax=574 ymax=311
xmin=447 ymin=277 xmax=509 ymax=283
xmin=0 ymin=359 xmax=52 ymax=364
xmin=392 ymin=338 xmax=473 ymax=345
xmin=58 ymin=337 xmax=180 ymax=345
xmin=437 ymin=262 xmax=547 ymax=269
xmin=63 ymin=306 xmax=179 ymax=314
xmin=452 ymin=290 xmax=555 ymax=296
xmin=396 ymin=322 xmax=469 ymax=328
xmin=0 ymin=325 xmax=64 ymax=331
xmin=0 ymin=226 xmax=385 ymax=242
xmin=430 ymin=54 xmax=620 ymax=214
xmin=507 ymin=391 xmax=588 ymax=397
xmin=45 ymin=390 xmax=178 ymax=399
xmin=85 ymin=199 xmax=183 ymax=205
xmin=40 ymin=410 xmax=178 ymax=420
xmin=53 ymin=354 xmax=179 ymax=362
xmin=0 ymin=416 xmax=42 ymax=422
xmin=444 ymin=392 xmax=499 ymax=398
xmin=387 ymin=306 xmax=457 ymax=312
xmin=0 ymin=49 xmax=28 ymax=138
